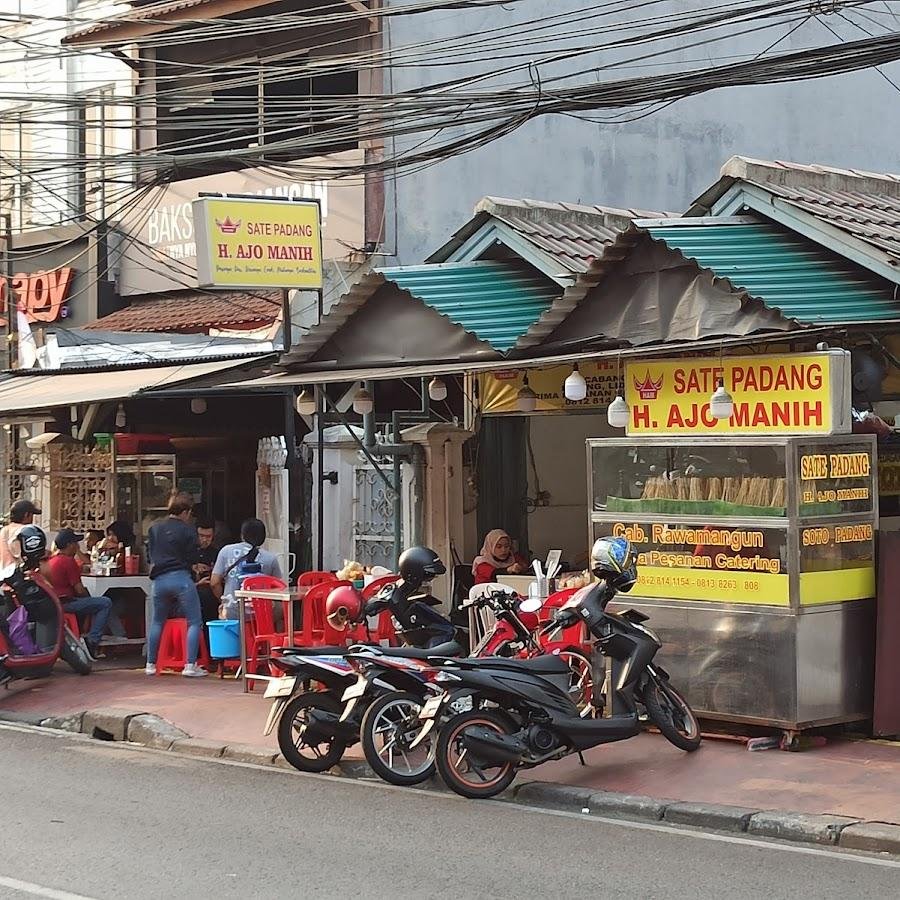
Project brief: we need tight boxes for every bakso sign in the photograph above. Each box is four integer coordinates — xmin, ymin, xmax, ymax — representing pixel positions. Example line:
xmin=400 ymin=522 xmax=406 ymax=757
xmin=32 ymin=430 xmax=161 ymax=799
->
xmin=624 ymin=351 xmax=852 ymax=436
xmin=192 ymin=196 xmax=323 ymax=290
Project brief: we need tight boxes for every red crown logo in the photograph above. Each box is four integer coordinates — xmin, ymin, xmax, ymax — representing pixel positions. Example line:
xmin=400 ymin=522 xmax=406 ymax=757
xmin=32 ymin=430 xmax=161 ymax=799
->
xmin=215 ymin=216 xmax=241 ymax=234
xmin=633 ymin=371 xmax=663 ymax=400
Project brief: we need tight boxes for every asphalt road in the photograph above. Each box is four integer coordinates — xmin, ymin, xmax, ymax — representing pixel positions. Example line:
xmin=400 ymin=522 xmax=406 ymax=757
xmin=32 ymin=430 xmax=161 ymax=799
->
xmin=1 ymin=724 xmax=898 ymax=900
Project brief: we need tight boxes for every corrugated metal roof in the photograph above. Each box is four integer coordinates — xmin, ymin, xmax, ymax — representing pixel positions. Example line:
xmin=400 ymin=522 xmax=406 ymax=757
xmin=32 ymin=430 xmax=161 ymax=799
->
xmin=641 ymin=220 xmax=900 ymax=324
xmin=381 ymin=260 xmax=560 ymax=352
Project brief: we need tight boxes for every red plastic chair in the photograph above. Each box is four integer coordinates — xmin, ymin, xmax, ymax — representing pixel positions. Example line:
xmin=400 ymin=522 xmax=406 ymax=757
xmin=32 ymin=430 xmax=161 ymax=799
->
xmin=156 ymin=618 xmax=211 ymax=673
xmin=540 ymin=588 xmax=590 ymax=649
xmin=298 ymin=571 xmax=337 ymax=588
xmin=296 ymin=580 xmax=352 ymax=646
xmin=241 ymin=574 xmax=288 ymax=688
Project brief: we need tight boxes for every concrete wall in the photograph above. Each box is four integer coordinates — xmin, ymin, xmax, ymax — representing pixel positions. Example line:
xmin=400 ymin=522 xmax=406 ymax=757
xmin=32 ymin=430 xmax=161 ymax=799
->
xmin=385 ymin=2 xmax=900 ymax=262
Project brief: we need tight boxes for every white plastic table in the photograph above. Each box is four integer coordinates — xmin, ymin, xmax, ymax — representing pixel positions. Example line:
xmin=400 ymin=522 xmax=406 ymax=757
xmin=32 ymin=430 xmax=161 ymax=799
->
xmin=82 ymin=574 xmax=153 ymax=647
xmin=233 ymin=587 xmax=306 ymax=692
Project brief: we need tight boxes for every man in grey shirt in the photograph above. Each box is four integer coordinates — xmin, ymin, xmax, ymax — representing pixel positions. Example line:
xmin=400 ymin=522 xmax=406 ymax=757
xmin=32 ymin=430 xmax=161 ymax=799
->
xmin=211 ymin=518 xmax=283 ymax=602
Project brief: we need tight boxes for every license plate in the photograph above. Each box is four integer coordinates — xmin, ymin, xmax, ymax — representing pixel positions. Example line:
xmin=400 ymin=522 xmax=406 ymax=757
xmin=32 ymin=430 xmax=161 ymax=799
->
xmin=419 ymin=694 xmax=444 ymax=720
xmin=263 ymin=676 xmax=297 ymax=699
xmin=341 ymin=677 xmax=367 ymax=702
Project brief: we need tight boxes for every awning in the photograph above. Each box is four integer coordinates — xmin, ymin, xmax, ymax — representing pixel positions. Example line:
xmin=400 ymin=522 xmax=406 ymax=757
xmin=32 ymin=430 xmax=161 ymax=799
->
xmin=217 ymin=327 xmax=844 ymax=390
xmin=0 ymin=357 xmax=263 ymax=417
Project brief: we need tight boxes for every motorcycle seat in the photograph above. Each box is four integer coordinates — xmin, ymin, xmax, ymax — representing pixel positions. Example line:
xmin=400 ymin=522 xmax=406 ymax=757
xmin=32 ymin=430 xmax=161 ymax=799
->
xmin=461 ymin=654 xmax=572 ymax=676
xmin=365 ymin=640 xmax=463 ymax=659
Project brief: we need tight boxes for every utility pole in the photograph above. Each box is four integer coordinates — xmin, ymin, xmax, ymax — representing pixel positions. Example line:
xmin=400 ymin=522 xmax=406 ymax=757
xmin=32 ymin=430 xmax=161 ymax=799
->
xmin=2 ymin=213 xmax=14 ymax=370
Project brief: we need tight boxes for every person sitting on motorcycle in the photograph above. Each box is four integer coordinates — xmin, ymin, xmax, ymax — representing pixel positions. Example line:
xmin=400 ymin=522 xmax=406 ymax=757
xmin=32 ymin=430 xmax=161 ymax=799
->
xmin=46 ymin=529 xmax=112 ymax=660
xmin=472 ymin=529 xmax=529 ymax=585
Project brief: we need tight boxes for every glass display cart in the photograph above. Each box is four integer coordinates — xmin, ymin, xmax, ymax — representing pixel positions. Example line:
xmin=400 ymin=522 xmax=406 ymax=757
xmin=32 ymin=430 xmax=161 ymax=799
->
xmin=587 ymin=434 xmax=877 ymax=732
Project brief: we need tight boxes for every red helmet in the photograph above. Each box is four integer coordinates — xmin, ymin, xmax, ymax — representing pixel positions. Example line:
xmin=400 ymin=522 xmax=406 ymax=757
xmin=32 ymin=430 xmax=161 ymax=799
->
xmin=325 ymin=585 xmax=364 ymax=631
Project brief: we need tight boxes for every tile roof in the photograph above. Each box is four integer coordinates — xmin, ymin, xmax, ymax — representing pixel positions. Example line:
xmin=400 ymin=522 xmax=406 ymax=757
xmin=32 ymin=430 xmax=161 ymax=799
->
xmin=83 ymin=290 xmax=281 ymax=333
xmin=65 ymin=0 xmax=215 ymax=43
xmin=473 ymin=197 xmax=668 ymax=273
xmin=760 ymin=182 xmax=900 ymax=263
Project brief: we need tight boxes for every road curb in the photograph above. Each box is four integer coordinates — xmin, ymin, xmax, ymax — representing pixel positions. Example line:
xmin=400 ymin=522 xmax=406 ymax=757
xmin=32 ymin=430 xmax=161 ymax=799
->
xmin=9 ymin=708 xmax=900 ymax=856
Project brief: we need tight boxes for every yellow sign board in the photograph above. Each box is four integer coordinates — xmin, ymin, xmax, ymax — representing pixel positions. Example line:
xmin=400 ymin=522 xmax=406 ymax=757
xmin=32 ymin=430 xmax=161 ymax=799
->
xmin=608 ymin=521 xmax=789 ymax=606
xmin=192 ymin=196 xmax=323 ymax=290
xmin=624 ymin=351 xmax=851 ymax=436
xmin=479 ymin=362 xmax=619 ymax=415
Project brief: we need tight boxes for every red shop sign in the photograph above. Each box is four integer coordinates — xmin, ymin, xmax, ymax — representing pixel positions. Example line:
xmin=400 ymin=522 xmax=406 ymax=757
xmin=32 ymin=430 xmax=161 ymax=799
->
xmin=0 ymin=267 xmax=75 ymax=326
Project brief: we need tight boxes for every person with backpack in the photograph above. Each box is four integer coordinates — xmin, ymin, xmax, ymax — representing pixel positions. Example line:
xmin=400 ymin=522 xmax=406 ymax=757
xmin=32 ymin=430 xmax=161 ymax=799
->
xmin=145 ymin=492 xmax=206 ymax=678
xmin=210 ymin=518 xmax=283 ymax=608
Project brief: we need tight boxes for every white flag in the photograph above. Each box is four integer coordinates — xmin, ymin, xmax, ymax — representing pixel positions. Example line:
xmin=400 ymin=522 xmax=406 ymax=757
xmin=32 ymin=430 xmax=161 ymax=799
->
xmin=16 ymin=307 xmax=38 ymax=369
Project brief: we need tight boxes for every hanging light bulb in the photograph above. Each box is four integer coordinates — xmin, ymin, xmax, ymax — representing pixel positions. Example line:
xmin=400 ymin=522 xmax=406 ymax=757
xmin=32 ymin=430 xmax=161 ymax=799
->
xmin=190 ymin=397 xmax=207 ymax=415
xmin=516 ymin=374 xmax=537 ymax=413
xmin=115 ymin=403 xmax=126 ymax=429
xmin=607 ymin=394 xmax=629 ymax=429
xmin=564 ymin=363 xmax=587 ymax=402
xmin=428 ymin=376 xmax=448 ymax=402
xmin=352 ymin=387 xmax=374 ymax=415
xmin=709 ymin=377 xmax=734 ymax=420
xmin=295 ymin=388 xmax=317 ymax=416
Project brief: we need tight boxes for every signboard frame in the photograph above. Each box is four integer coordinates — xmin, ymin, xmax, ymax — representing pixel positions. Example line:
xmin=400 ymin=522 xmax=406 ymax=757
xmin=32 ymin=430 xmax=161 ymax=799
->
xmin=624 ymin=350 xmax=852 ymax=437
xmin=192 ymin=194 xmax=325 ymax=291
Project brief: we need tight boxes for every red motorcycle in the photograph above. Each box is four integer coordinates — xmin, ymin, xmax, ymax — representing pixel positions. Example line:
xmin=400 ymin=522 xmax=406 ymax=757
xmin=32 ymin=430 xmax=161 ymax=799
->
xmin=467 ymin=587 xmax=594 ymax=712
xmin=1 ymin=559 xmax=93 ymax=686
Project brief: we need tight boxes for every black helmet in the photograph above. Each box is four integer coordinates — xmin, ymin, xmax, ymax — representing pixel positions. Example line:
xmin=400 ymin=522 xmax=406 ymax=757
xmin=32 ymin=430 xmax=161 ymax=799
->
xmin=17 ymin=525 xmax=48 ymax=570
xmin=398 ymin=546 xmax=446 ymax=589
xmin=590 ymin=536 xmax=637 ymax=593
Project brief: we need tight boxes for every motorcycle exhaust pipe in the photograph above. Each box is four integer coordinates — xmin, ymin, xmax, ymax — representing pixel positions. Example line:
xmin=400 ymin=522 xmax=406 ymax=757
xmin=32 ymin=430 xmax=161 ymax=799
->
xmin=461 ymin=726 xmax=525 ymax=766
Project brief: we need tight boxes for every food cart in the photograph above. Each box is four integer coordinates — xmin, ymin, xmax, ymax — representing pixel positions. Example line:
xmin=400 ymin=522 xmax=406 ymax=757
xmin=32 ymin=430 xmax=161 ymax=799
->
xmin=587 ymin=349 xmax=877 ymax=733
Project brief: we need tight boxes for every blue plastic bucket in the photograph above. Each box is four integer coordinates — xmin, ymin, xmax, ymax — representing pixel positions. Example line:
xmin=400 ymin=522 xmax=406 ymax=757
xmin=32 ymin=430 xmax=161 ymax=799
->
xmin=207 ymin=620 xmax=240 ymax=658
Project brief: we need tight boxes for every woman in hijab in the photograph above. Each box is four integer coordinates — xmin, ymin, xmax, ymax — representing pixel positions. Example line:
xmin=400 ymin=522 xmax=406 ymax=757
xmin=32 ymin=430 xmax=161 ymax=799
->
xmin=472 ymin=529 xmax=529 ymax=585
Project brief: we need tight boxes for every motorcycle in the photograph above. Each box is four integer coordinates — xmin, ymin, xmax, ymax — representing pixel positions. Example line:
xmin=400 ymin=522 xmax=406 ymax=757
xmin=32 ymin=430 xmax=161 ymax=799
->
xmin=417 ymin=580 xmax=701 ymax=799
xmin=0 ymin=562 xmax=92 ymax=685
xmin=265 ymin=585 xmax=594 ymax=779
xmin=350 ymin=588 xmax=596 ymax=787
xmin=262 ymin=577 xmax=462 ymax=773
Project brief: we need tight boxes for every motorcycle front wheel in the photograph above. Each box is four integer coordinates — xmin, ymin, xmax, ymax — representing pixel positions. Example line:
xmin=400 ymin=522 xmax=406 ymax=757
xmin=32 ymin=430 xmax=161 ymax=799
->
xmin=278 ymin=692 xmax=346 ymax=773
xmin=436 ymin=709 xmax=518 ymax=800
xmin=60 ymin=628 xmax=92 ymax=675
xmin=643 ymin=676 xmax=701 ymax=752
xmin=361 ymin=691 xmax=436 ymax=786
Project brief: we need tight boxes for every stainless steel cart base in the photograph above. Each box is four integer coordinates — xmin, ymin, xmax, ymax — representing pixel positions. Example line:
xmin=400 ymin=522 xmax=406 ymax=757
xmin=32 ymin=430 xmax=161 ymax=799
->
xmin=621 ymin=597 xmax=875 ymax=729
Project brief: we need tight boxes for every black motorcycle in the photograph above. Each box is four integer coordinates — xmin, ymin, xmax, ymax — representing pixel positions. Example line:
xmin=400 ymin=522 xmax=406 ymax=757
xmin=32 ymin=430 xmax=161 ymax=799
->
xmin=264 ymin=578 xmax=460 ymax=774
xmin=419 ymin=580 xmax=700 ymax=799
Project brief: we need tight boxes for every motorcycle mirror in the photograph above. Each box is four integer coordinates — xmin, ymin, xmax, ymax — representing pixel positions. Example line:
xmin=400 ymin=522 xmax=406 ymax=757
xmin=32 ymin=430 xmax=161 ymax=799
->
xmin=518 ymin=597 xmax=543 ymax=614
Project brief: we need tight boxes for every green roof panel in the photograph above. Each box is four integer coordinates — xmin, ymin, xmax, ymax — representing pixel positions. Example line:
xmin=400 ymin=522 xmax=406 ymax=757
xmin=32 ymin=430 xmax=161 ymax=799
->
xmin=380 ymin=260 xmax=559 ymax=351
xmin=643 ymin=222 xmax=900 ymax=324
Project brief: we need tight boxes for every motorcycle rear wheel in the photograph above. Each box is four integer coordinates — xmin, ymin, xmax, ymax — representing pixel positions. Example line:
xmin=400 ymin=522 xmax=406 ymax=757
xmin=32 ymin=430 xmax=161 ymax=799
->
xmin=643 ymin=677 xmax=701 ymax=752
xmin=60 ymin=628 xmax=92 ymax=675
xmin=278 ymin=692 xmax=346 ymax=773
xmin=436 ymin=709 xmax=518 ymax=799
xmin=361 ymin=691 xmax=436 ymax=786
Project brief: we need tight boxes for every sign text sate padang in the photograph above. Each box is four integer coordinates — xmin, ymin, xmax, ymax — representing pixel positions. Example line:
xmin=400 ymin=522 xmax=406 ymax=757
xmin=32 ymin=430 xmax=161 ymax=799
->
xmin=624 ymin=351 xmax=851 ymax=437
xmin=193 ymin=196 xmax=323 ymax=290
